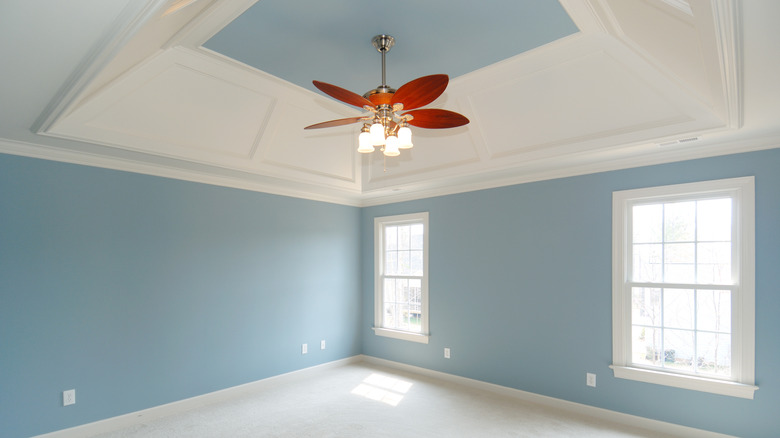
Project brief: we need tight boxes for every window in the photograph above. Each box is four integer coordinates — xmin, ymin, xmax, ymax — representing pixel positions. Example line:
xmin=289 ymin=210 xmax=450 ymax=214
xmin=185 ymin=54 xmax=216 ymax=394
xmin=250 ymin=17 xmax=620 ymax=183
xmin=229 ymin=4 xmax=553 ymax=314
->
xmin=611 ymin=177 xmax=757 ymax=398
xmin=373 ymin=212 xmax=429 ymax=343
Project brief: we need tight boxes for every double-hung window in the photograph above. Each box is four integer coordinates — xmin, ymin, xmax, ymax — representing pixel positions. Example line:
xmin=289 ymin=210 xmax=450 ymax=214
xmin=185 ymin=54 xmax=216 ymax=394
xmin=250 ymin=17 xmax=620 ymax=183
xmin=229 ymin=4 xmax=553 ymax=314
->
xmin=611 ymin=177 xmax=757 ymax=398
xmin=373 ymin=212 xmax=429 ymax=343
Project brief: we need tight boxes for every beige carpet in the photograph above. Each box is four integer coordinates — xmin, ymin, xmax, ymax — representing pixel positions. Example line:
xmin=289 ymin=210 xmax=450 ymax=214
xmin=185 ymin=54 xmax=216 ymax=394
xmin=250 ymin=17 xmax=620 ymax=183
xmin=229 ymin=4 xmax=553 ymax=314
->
xmin=88 ymin=361 xmax=676 ymax=438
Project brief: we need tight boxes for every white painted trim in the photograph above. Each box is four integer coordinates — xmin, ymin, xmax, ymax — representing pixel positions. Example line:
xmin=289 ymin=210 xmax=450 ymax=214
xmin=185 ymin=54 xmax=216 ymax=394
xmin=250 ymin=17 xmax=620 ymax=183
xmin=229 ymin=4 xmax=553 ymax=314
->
xmin=0 ymin=138 xmax=363 ymax=207
xmin=372 ymin=327 xmax=429 ymax=344
xmin=609 ymin=365 xmax=757 ymax=399
xmin=557 ymin=0 xmax=610 ymax=34
xmin=373 ymin=212 xmax=430 ymax=342
xmin=33 ymin=356 xmax=363 ymax=438
xmin=172 ymin=0 xmax=259 ymax=49
xmin=25 ymin=353 xmax=743 ymax=438
xmin=359 ymin=135 xmax=780 ymax=207
xmin=611 ymin=176 xmax=756 ymax=398
xmin=3 ymin=132 xmax=778 ymax=209
xmin=361 ymin=356 xmax=738 ymax=438
xmin=711 ymin=0 xmax=744 ymax=129
xmin=32 ymin=0 xmax=168 ymax=134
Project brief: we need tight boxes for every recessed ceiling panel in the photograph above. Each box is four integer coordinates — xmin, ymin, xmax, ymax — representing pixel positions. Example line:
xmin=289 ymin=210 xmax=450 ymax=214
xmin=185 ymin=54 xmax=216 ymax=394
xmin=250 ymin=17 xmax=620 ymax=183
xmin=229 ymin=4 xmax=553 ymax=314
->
xmin=472 ymin=50 xmax=689 ymax=158
xmin=203 ymin=0 xmax=580 ymax=95
xmin=259 ymin=101 xmax=359 ymax=184
xmin=86 ymin=63 xmax=273 ymax=158
xmin=605 ymin=0 xmax=711 ymax=105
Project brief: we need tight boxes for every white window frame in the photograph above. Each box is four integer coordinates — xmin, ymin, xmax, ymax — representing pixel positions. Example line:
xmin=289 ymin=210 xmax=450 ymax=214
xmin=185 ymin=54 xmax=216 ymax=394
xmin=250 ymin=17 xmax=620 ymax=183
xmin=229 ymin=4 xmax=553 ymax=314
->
xmin=611 ymin=177 xmax=757 ymax=399
xmin=373 ymin=212 xmax=429 ymax=344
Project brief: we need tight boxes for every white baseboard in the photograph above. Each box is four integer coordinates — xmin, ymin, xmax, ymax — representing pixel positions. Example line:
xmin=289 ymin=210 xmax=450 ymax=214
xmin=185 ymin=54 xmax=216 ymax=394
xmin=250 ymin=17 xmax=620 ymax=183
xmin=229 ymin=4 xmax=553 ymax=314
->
xmin=34 ymin=356 xmax=363 ymax=438
xmin=37 ymin=354 xmax=735 ymax=438
xmin=359 ymin=355 xmax=736 ymax=438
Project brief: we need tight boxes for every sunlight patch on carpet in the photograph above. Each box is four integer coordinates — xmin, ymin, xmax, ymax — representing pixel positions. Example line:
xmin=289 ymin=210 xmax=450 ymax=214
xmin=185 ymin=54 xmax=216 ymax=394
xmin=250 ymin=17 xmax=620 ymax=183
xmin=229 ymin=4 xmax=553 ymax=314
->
xmin=351 ymin=373 xmax=413 ymax=406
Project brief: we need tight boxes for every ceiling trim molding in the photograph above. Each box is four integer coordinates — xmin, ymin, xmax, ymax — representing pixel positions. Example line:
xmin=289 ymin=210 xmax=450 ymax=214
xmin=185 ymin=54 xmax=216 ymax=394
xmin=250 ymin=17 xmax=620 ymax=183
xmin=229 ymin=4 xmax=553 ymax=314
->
xmin=170 ymin=0 xmax=259 ymax=49
xmin=582 ymin=0 xmax=742 ymax=129
xmin=359 ymin=135 xmax=780 ymax=207
xmin=0 ymin=138 xmax=363 ymax=207
xmin=3 ymin=132 xmax=777 ymax=209
xmin=712 ymin=0 xmax=744 ymax=129
xmin=32 ymin=0 xmax=168 ymax=135
xmin=557 ymin=0 xmax=611 ymax=34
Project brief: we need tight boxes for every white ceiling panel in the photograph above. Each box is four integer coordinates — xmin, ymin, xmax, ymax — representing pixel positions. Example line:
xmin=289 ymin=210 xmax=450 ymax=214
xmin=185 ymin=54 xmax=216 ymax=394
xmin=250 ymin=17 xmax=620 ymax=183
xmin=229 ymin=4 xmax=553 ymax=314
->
xmin=0 ymin=0 xmax=773 ymax=206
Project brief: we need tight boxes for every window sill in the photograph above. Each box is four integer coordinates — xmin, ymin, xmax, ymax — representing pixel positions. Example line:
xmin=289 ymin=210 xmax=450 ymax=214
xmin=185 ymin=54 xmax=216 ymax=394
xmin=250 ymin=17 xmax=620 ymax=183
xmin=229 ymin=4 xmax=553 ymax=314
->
xmin=373 ymin=327 xmax=429 ymax=344
xmin=609 ymin=365 xmax=758 ymax=399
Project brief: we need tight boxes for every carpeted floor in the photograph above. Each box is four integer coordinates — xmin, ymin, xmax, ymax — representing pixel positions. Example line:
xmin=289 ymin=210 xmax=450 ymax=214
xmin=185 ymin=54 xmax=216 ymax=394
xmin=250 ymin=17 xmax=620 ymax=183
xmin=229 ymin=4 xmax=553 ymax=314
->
xmin=89 ymin=362 xmax=676 ymax=437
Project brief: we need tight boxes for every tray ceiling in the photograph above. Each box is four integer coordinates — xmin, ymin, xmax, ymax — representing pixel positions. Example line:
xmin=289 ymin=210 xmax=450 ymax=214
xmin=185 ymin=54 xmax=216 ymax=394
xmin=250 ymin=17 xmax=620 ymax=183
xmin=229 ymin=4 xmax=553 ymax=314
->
xmin=2 ymin=0 xmax=776 ymax=206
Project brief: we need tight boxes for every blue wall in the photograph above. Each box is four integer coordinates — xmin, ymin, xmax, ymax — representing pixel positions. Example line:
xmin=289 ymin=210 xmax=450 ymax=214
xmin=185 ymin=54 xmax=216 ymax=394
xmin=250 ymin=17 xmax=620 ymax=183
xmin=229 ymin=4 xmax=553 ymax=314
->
xmin=0 ymin=154 xmax=362 ymax=437
xmin=361 ymin=148 xmax=780 ymax=438
xmin=2 ymin=148 xmax=778 ymax=437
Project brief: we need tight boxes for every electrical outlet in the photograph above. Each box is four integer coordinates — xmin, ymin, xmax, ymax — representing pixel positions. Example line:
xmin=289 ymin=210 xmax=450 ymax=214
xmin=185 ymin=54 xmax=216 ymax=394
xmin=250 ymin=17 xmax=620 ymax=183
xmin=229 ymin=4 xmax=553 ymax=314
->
xmin=63 ymin=389 xmax=76 ymax=406
xmin=320 ymin=340 xmax=326 ymax=350
xmin=444 ymin=347 xmax=451 ymax=359
xmin=586 ymin=373 xmax=596 ymax=387
xmin=302 ymin=343 xmax=308 ymax=354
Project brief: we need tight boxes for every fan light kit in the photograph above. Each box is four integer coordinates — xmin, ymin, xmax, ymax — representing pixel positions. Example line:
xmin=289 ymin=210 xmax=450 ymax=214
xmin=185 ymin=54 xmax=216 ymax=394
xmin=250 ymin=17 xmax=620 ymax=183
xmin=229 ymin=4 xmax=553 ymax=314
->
xmin=305 ymin=35 xmax=469 ymax=157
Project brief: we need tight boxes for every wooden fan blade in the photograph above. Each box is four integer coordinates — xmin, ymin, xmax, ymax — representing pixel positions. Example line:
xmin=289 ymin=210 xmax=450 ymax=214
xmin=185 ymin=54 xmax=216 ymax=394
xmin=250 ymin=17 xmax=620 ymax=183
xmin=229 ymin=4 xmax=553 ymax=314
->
xmin=391 ymin=74 xmax=448 ymax=110
xmin=404 ymin=109 xmax=469 ymax=129
xmin=304 ymin=116 xmax=365 ymax=130
xmin=313 ymin=81 xmax=373 ymax=108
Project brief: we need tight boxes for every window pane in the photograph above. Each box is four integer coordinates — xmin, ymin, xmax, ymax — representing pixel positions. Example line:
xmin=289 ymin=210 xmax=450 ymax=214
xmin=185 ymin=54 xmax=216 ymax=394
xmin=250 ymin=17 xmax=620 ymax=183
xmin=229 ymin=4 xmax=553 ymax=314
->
xmin=697 ymin=242 xmax=731 ymax=264
xmin=698 ymin=242 xmax=731 ymax=284
xmin=697 ymin=332 xmax=731 ymax=376
xmin=664 ymin=243 xmax=695 ymax=283
xmin=383 ymin=303 xmax=397 ymax=328
xmin=633 ymin=204 xmax=663 ymax=243
xmin=385 ymin=250 xmax=398 ymax=275
xmin=411 ymin=224 xmax=424 ymax=250
xmin=697 ymin=290 xmax=731 ymax=333
xmin=410 ymin=250 xmax=423 ymax=276
xmin=384 ymin=278 xmax=396 ymax=302
xmin=382 ymin=278 xmax=423 ymax=332
xmin=632 ymin=243 xmax=662 ymax=282
xmin=397 ymin=303 xmax=411 ymax=330
xmin=397 ymin=250 xmax=411 ymax=275
xmin=663 ymin=329 xmax=695 ymax=372
xmin=385 ymin=226 xmax=397 ymax=251
xmin=398 ymin=225 xmax=410 ymax=250
xmin=697 ymin=198 xmax=731 ymax=241
xmin=382 ymin=278 xmax=422 ymax=333
xmin=632 ymin=326 xmax=662 ymax=366
xmin=663 ymin=289 xmax=694 ymax=330
xmin=408 ymin=278 xmax=421 ymax=304
xmin=664 ymin=201 xmax=696 ymax=242
xmin=396 ymin=279 xmax=410 ymax=302
xmin=632 ymin=287 xmax=661 ymax=326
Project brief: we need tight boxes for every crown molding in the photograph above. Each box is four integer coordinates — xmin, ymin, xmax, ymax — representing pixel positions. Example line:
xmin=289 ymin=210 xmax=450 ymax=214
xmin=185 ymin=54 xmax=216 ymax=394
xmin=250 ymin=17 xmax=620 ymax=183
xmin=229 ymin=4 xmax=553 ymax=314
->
xmin=557 ymin=0 xmax=611 ymax=34
xmin=359 ymin=133 xmax=780 ymax=207
xmin=32 ymin=1 xmax=168 ymax=135
xmin=712 ymin=0 xmax=744 ymax=129
xmin=3 ymin=130 xmax=776 ymax=209
xmin=0 ymin=138 xmax=363 ymax=207
xmin=166 ymin=0 xmax=258 ymax=49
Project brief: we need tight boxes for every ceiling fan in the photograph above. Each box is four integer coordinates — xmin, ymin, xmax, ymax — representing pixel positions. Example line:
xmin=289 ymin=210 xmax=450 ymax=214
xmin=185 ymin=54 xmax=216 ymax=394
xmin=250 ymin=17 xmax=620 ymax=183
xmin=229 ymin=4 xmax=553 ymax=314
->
xmin=304 ymin=34 xmax=469 ymax=157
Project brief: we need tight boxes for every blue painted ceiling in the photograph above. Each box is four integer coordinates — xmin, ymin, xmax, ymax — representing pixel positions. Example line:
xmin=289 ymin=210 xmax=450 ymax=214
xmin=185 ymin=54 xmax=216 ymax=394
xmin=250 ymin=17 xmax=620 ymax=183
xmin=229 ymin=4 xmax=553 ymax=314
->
xmin=204 ymin=0 xmax=579 ymax=96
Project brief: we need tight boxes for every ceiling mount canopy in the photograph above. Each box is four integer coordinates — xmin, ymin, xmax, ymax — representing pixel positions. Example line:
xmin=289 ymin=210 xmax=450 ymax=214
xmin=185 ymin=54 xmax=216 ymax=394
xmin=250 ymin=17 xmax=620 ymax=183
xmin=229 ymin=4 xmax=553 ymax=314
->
xmin=305 ymin=34 xmax=469 ymax=157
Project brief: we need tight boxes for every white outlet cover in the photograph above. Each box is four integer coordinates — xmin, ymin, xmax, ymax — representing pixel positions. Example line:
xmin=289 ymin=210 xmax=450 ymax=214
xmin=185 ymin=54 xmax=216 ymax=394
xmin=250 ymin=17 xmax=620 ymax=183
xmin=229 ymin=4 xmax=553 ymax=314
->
xmin=302 ymin=343 xmax=307 ymax=354
xmin=63 ymin=389 xmax=76 ymax=406
xmin=586 ymin=373 xmax=596 ymax=387
xmin=444 ymin=348 xmax=451 ymax=359
xmin=320 ymin=340 xmax=326 ymax=350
